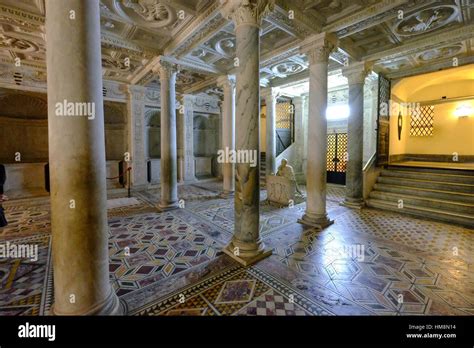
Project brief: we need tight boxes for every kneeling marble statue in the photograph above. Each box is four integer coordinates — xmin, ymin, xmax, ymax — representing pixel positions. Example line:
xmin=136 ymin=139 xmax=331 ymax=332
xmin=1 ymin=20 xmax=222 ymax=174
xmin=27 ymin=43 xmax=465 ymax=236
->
xmin=276 ymin=159 xmax=302 ymax=195
xmin=267 ymin=158 xmax=303 ymax=206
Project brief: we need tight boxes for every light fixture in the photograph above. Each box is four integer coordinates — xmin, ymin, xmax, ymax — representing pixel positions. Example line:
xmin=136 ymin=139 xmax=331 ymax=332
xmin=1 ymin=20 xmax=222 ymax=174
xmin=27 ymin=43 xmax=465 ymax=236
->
xmin=454 ymin=104 xmax=473 ymax=118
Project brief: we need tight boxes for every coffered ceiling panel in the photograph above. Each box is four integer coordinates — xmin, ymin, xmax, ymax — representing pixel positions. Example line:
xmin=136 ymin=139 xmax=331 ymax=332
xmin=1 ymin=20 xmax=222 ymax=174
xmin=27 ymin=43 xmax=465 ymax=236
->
xmin=0 ymin=0 xmax=472 ymax=92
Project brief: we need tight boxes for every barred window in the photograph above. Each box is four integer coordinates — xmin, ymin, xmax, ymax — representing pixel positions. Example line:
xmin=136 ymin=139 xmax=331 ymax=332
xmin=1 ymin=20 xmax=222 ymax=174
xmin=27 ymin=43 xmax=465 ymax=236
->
xmin=276 ymin=102 xmax=292 ymax=129
xmin=410 ymin=105 xmax=434 ymax=137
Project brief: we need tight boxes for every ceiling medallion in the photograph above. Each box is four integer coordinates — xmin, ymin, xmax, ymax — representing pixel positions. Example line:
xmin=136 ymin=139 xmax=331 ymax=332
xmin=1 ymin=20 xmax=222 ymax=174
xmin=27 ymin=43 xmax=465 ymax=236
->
xmin=271 ymin=61 xmax=305 ymax=78
xmin=394 ymin=5 xmax=459 ymax=37
xmin=114 ymin=0 xmax=177 ymax=28
xmin=417 ymin=44 xmax=462 ymax=62
xmin=215 ymin=37 xmax=235 ymax=56
xmin=0 ymin=33 xmax=38 ymax=53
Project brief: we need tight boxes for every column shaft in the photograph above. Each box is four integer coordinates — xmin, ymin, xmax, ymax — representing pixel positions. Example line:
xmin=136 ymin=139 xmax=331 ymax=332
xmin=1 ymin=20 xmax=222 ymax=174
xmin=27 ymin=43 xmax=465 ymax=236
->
xmin=342 ymin=62 xmax=370 ymax=208
xmin=264 ymin=90 xmax=277 ymax=175
xmin=177 ymin=98 xmax=185 ymax=183
xmin=45 ymin=0 xmax=121 ymax=315
xmin=183 ymin=95 xmax=196 ymax=182
xmin=298 ymin=33 xmax=337 ymax=229
xmin=158 ymin=62 xmax=179 ymax=210
xmin=222 ymin=0 xmax=272 ymax=266
xmin=127 ymin=86 xmax=147 ymax=187
xmin=345 ymin=82 xmax=365 ymax=204
xmin=218 ymin=76 xmax=235 ymax=196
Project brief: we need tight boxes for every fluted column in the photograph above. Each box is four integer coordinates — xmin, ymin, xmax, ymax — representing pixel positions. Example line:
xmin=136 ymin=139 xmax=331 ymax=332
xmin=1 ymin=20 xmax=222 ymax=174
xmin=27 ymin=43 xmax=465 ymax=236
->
xmin=221 ymin=0 xmax=272 ymax=266
xmin=45 ymin=0 xmax=122 ymax=315
xmin=217 ymin=75 xmax=236 ymax=197
xmin=262 ymin=88 xmax=279 ymax=176
xmin=155 ymin=59 xmax=179 ymax=211
xmin=342 ymin=62 xmax=371 ymax=208
xmin=298 ymin=32 xmax=338 ymax=229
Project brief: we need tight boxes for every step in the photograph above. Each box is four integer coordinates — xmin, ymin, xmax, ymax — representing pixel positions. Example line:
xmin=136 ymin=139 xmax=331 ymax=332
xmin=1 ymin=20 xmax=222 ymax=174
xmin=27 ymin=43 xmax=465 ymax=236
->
xmin=369 ymin=190 xmax=474 ymax=215
xmin=372 ymin=183 xmax=474 ymax=204
xmin=366 ymin=199 xmax=474 ymax=228
xmin=377 ymin=176 xmax=474 ymax=194
xmin=381 ymin=169 xmax=474 ymax=185
xmin=387 ymin=165 xmax=474 ymax=177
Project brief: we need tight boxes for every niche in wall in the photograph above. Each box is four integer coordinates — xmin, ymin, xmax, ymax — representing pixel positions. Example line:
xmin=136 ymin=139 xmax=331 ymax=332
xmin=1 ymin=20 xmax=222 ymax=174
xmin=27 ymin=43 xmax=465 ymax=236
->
xmin=0 ymin=90 xmax=48 ymax=163
xmin=146 ymin=107 xmax=161 ymax=159
xmin=104 ymin=101 xmax=126 ymax=160
xmin=193 ymin=114 xmax=218 ymax=178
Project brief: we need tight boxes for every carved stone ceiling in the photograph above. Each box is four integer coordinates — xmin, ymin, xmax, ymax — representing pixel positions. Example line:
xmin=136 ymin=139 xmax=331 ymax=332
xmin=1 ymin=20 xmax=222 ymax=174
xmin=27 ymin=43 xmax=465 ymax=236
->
xmin=0 ymin=0 xmax=472 ymax=95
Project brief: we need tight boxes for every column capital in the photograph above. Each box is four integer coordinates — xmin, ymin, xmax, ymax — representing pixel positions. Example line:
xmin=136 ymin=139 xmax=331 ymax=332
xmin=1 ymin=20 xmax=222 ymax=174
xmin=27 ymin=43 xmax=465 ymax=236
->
xmin=220 ymin=0 xmax=274 ymax=29
xmin=152 ymin=57 xmax=179 ymax=80
xmin=127 ymin=84 xmax=146 ymax=100
xmin=260 ymin=87 xmax=280 ymax=101
xmin=300 ymin=32 xmax=338 ymax=65
xmin=342 ymin=61 xmax=373 ymax=85
xmin=216 ymin=74 xmax=236 ymax=91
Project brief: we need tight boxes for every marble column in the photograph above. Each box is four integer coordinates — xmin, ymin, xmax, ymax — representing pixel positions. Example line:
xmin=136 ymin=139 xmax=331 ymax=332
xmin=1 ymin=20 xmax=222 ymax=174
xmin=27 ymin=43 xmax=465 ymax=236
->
xmin=182 ymin=95 xmax=196 ymax=182
xmin=293 ymin=96 xmax=305 ymax=177
xmin=342 ymin=62 xmax=370 ymax=208
xmin=221 ymin=0 xmax=272 ymax=266
xmin=217 ymin=75 xmax=236 ymax=197
xmin=177 ymin=96 xmax=185 ymax=183
xmin=45 ymin=0 xmax=122 ymax=315
xmin=298 ymin=32 xmax=338 ymax=229
xmin=262 ymin=88 xmax=278 ymax=175
xmin=127 ymin=85 xmax=148 ymax=188
xmin=156 ymin=60 xmax=179 ymax=211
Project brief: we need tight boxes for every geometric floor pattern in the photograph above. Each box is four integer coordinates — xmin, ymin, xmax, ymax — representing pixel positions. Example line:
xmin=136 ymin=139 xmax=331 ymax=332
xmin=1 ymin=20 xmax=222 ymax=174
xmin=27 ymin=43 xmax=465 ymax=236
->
xmin=0 ymin=180 xmax=473 ymax=316
xmin=108 ymin=211 xmax=222 ymax=297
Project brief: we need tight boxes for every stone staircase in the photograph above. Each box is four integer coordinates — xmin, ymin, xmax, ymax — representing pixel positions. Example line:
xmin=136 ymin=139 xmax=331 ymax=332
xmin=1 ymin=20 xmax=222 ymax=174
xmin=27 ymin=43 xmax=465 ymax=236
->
xmin=366 ymin=165 xmax=474 ymax=228
xmin=260 ymin=152 xmax=266 ymax=188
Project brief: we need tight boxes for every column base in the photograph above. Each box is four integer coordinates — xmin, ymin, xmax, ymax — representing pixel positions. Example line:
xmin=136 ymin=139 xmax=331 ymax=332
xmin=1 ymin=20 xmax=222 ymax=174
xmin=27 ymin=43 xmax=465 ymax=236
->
xmin=219 ymin=190 xmax=234 ymax=198
xmin=157 ymin=201 xmax=180 ymax=212
xmin=340 ymin=198 xmax=365 ymax=209
xmin=222 ymin=240 xmax=272 ymax=267
xmin=52 ymin=288 xmax=126 ymax=316
xmin=297 ymin=211 xmax=334 ymax=230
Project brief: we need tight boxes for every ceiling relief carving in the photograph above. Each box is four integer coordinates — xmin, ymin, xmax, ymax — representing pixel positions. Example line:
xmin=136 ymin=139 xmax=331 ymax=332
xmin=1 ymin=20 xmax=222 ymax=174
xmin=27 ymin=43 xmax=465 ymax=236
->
xmin=0 ymin=0 xmax=472 ymax=93
xmin=393 ymin=5 xmax=459 ymax=37
xmin=0 ymin=32 xmax=38 ymax=53
xmin=215 ymin=37 xmax=235 ymax=56
xmin=270 ymin=60 xmax=305 ymax=78
xmin=416 ymin=44 xmax=463 ymax=63
xmin=102 ymin=55 xmax=132 ymax=72
xmin=114 ymin=0 xmax=178 ymax=28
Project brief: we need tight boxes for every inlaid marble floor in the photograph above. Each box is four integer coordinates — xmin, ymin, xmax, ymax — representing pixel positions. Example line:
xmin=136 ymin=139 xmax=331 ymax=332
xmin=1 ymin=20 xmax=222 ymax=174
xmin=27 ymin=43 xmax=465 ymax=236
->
xmin=0 ymin=181 xmax=473 ymax=316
